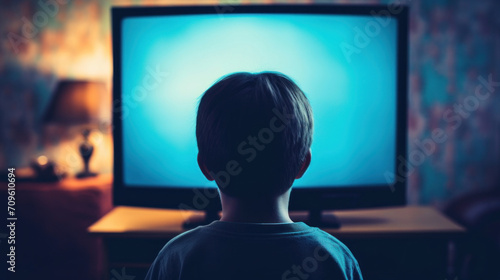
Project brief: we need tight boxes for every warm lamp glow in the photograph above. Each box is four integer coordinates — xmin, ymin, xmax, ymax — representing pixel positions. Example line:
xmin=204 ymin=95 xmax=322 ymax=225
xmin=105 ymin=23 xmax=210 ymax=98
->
xmin=43 ymin=79 xmax=106 ymax=179
xmin=43 ymin=80 xmax=106 ymax=125
xmin=37 ymin=155 xmax=49 ymax=166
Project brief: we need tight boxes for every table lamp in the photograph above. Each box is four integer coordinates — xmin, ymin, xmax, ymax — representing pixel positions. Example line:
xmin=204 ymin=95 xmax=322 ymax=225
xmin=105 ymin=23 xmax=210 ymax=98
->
xmin=43 ymin=80 xmax=106 ymax=178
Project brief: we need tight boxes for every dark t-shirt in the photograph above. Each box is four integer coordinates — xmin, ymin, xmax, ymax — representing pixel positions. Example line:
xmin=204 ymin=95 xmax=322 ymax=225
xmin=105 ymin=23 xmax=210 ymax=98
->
xmin=145 ymin=221 xmax=363 ymax=280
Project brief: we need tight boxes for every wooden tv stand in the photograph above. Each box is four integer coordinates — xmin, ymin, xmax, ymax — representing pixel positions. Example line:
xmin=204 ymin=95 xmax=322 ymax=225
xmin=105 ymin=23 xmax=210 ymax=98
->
xmin=89 ymin=206 xmax=465 ymax=280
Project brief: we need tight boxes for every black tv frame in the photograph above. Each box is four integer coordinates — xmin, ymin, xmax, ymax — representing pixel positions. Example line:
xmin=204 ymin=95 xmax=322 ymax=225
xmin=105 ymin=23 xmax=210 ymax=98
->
xmin=112 ymin=4 xmax=408 ymax=219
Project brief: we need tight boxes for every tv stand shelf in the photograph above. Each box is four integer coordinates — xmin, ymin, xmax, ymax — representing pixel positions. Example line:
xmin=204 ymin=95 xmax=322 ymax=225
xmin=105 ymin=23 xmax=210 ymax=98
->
xmin=88 ymin=206 xmax=465 ymax=280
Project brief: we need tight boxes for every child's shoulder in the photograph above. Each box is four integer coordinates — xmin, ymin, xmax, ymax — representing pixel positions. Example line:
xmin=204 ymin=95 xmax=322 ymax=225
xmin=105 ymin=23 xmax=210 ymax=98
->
xmin=310 ymin=228 xmax=361 ymax=269
xmin=158 ymin=225 xmax=207 ymax=254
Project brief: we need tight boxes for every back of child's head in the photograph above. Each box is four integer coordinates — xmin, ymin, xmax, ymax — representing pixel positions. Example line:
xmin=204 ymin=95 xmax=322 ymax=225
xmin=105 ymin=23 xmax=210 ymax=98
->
xmin=196 ymin=72 xmax=313 ymax=199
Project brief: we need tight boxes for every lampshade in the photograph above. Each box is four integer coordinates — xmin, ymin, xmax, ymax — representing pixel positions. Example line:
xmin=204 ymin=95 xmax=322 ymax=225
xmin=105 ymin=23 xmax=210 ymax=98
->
xmin=43 ymin=80 xmax=106 ymax=126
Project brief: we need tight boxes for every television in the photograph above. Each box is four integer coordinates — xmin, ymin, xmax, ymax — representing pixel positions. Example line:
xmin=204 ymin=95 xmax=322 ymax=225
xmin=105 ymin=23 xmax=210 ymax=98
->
xmin=112 ymin=4 xmax=408 ymax=227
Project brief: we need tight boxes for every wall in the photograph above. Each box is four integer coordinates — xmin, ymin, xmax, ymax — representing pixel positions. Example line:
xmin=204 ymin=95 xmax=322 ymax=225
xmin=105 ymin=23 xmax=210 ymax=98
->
xmin=0 ymin=0 xmax=499 ymax=206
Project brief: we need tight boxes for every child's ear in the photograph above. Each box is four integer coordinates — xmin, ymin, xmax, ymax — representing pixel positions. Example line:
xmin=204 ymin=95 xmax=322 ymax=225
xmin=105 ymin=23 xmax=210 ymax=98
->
xmin=295 ymin=149 xmax=311 ymax=179
xmin=198 ymin=153 xmax=214 ymax=181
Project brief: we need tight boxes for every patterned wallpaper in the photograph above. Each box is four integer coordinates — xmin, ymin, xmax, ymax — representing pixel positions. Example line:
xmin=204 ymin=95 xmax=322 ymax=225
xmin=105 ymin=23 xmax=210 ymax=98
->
xmin=0 ymin=0 xmax=499 ymax=206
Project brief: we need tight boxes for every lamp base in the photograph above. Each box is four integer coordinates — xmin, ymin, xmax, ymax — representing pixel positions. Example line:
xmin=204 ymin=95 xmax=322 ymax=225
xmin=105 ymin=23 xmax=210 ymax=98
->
xmin=76 ymin=171 xmax=98 ymax=179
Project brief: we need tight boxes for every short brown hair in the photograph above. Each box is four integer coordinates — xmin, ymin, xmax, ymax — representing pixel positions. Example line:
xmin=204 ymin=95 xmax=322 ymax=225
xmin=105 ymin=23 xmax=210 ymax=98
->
xmin=196 ymin=72 xmax=313 ymax=198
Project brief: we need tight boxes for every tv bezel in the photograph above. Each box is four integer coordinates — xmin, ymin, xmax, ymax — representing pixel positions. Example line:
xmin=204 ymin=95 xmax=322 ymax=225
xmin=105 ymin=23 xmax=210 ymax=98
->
xmin=112 ymin=4 xmax=408 ymax=211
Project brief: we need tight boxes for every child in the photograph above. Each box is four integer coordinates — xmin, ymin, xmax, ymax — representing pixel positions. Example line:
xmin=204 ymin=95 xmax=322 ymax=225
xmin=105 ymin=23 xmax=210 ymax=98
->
xmin=145 ymin=72 xmax=363 ymax=280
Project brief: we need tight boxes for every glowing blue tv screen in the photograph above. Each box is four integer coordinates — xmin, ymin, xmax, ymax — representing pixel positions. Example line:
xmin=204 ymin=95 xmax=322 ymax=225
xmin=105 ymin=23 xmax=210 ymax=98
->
xmin=121 ymin=13 xmax=397 ymax=189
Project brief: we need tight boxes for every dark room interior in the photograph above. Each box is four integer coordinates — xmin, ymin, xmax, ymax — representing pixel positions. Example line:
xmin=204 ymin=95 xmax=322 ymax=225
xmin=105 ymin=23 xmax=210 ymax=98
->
xmin=0 ymin=0 xmax=499 ymax=280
